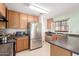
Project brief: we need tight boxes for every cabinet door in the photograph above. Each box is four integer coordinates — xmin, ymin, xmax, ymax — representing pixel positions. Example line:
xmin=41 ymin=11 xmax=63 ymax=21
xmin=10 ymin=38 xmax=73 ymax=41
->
xmin=23 ymin=37 xmax=29 ymax=50
xmin=16 ymin=38 xmax=24 ymax=52
xmin=0 ymin=3 xmax=6 ymax=17
xmin=16 ymin=36 xmax=29 ymax=52
xmin=20 ymin=13 xmax=28 ymax=29
xmin=47 ymin=19 xmax=52 ymax=29
xmin=0 ymin=3 xmax=6 ymax=29
xmin=33 ymin=16 xmax=39 ymax=22
xmin=27 ymin=15 xmax=34 ymax=22
xmin=0 ymin=22 xmax=5 ymax=29
xmin=51 ymin=45 xmax=72 ymax=56
xmin=7 ymin=11 xmax=14 ymax=28
xmin=8 ymin=10 xmax=20 ymax=28
xmin=13 ymin=12 xmax=20 ymax=28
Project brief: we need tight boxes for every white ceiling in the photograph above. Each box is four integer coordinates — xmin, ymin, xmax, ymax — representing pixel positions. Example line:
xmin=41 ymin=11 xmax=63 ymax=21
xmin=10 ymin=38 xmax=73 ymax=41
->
xmin=5 ymin=3 xmax=41 ymax=16
xmin=5 ymin=3 xmax=79 ymax=18
xmin=37 ymin=3 xmax=79 ymax=18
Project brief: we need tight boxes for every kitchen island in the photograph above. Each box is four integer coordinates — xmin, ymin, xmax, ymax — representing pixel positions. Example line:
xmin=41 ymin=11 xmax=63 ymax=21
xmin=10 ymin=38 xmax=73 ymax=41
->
xmin=45 ymin=32 xmax=79 ymax=56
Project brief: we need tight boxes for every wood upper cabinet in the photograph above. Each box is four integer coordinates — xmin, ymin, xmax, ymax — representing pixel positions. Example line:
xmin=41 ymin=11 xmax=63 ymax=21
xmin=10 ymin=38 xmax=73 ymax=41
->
xmin=0 ymin=3 xmax=6 ymax=29
xmin=20 ymin=13 xmax=28 ymax=29
xmin=0 ymin=3 xmax=6 ymax=17
xmin=33 ymin=16 xmax=39 ymax=22
xmin=27 ymin=15 xmax=34 ymax=22
xmin=7 ymin=10 xmax=39 ymax=28
xmin=7 ymin=10 xmax=20 ymax=28
xmin=47 ymin=18 xmax=54 ymax=29
xmin=50 ymin=45 xmax=72 ymax=56
xmin=16 ymin=36 xmax=29 ymax=52
xmin=28 ymin=15 xmax=39 ymax=23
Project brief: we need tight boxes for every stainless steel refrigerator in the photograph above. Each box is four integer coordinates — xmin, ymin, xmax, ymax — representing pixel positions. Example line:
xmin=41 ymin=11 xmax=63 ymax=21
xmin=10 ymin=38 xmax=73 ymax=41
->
xmin=27 ymin=22 xmax=42 ymax=50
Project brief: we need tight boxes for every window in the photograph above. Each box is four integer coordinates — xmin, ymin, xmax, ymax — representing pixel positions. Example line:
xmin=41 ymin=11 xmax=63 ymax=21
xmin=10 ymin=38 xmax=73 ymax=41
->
xmin=55 ymin=20 xmax=68 ymax=32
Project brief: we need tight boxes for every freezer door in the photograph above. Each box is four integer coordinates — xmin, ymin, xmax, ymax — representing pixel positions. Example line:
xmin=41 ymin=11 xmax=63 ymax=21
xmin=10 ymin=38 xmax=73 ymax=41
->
xmin=30 ymin=39 xmax=42 ymax=50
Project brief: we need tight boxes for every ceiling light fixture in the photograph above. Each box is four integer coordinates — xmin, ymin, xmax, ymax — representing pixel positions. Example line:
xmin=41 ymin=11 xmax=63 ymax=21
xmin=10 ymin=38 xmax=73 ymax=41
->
xmin=29 ymin=4 xmax=49 ymax=14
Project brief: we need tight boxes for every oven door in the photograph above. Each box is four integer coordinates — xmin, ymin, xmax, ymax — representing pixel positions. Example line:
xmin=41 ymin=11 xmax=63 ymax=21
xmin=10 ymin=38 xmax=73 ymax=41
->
xmin=0 ymin=43 xmax=13 ymax=56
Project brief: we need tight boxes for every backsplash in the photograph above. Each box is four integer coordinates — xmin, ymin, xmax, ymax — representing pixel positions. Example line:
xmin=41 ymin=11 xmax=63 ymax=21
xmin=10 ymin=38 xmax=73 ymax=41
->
xmin=1 ymin=29 xmax=27 ymax=34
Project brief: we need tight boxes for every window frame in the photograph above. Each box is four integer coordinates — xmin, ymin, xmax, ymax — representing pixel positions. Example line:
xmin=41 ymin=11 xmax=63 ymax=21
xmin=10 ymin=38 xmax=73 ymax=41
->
xmin=55 ymin=20 xmax=68 ymax=32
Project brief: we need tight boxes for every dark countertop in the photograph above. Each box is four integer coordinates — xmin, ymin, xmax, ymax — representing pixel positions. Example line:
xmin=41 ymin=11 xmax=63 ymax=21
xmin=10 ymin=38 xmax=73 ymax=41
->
xmin=45 ymin=32 xmax=55 ymax=36
xmin=0 ymin=35 xmax=16 ymax=44
xmin=0 ymin=39 xmax=16 ymax=45
xmin=46 ymin=35 xmax=79 ymax=55
xmin=7 ymin=39 xmax=16 ymax=43
xmin=15 ymin=34 xmax=28 ymax=38
xmin=15 ymin=35 xmax=28 ymax=38
xmin=0 ymin=34 xmax=28 ymax=44
xmin=45 ymin=32 xmax=79 ymax=36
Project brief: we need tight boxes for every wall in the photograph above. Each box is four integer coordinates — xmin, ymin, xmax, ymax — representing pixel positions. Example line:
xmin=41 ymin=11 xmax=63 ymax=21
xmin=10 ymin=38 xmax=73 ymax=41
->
xmin=3 ymin=29 xmax=27 ymax=34
xmin=39 ymin=14 xmax=47 ymax=44
xmin=54 ymin=11 xmax=79 ymax=34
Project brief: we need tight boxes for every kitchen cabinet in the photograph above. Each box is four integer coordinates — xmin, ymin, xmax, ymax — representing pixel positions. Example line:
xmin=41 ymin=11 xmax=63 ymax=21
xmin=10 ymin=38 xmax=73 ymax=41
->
xmin=0 ymin=22 xmax=6 ymax=29
xmin=23 ymin=37 xmax=29 ymax=50
xmin=20 ymin=13 xmax=28 ymax=29
xmin=7 ymin=10 xmax=39 ymax=28
xmin=16 ymin=38 xmax=24 ymax=52
xmin=0 ymin=3 xmax=6 ymax=29
xmin=0 ymin=3 xmax=6 ymax=17
xmin=47 ymin=18 xmax=54 ymax=30
xmin=16 ymin=36 xmax=29 ymax=52
xmin=28 ymin=15 xmax=34 ymax=22
xmin=28 ymin=15 xmax=39 ymax=22
xmin=50 ymin=45 xmax=72 ymax=56
xmin=7 ymin=10 xmax=20 ymax=28
xmin=33 ymin=16 xmax=39 ymax=22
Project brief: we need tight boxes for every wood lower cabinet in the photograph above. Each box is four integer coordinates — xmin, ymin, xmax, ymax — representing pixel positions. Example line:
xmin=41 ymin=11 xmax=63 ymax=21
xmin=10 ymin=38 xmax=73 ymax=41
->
xmin=16 ymin=38 xmax=24 ymax=52
xmin=16 ymin=36 xmax=29 ymax=52
xmin=50 ymin=45 xmax=72 ymax=56
xmin=23 ymin=37 xmax=28 ymax=50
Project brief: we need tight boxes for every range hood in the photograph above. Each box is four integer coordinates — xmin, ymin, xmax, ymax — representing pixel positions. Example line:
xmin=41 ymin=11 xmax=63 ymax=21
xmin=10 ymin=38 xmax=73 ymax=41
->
xmin=0 ymin=15 xmax=8 ymax=22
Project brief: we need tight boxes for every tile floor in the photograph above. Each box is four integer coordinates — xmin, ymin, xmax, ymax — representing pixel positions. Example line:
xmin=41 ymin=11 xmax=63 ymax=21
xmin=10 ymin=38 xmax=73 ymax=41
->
xmin=16 ymin=42 xmax=50 ymax=56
